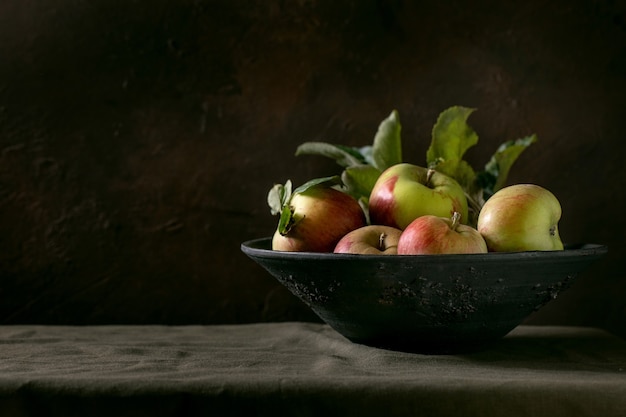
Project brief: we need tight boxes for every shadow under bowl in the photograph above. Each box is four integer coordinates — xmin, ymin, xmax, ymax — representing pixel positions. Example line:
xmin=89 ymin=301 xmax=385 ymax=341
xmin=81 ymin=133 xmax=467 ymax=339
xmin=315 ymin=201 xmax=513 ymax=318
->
xmin=241 ymin=238 xmax=608 ymax=354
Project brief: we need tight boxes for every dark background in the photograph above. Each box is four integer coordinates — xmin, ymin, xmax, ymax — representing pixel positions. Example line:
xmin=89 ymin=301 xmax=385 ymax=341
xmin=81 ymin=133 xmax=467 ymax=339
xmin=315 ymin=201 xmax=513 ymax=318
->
xmin=0 ymin=0 xmax=624 ymax=338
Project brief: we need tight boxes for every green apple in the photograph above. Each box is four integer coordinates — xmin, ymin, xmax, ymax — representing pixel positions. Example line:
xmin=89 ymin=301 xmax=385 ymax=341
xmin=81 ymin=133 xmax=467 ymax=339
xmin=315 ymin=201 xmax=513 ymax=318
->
xmin=368 ymin=163 xmax=469 ymax=230
xmin=271 ymin=185 xmax=366 ymax=253
xmin=398 ymin=212 xmax=487 ymax=255
xmin=333 ymin=225 xmax=403 ymax=255
xmin=477 ymin=184 xmax=564 ymax=252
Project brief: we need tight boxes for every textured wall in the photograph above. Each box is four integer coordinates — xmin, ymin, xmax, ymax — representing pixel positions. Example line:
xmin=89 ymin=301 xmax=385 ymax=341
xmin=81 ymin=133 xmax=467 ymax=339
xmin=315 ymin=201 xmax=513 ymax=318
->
xmin=0 ymin=1 xmax=624 ymax=337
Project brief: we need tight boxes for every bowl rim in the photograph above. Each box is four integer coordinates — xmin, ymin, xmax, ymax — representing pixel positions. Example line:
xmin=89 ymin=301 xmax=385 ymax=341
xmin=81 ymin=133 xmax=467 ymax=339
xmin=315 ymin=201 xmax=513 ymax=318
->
xmin=241 ymin=237 xmax=608 ymax=262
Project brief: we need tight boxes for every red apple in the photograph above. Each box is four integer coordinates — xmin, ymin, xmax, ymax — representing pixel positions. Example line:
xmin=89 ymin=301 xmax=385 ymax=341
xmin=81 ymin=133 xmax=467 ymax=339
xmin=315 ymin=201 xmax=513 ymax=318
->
xmin=334 ymin=225 xmax=403 ymax=255
xmin=398 ymin=212 xmax=488 ymax=255
xmin=271 ymin=185 xmax=366 ymax=252
xmin=477 ymin=184 xmax=564 ymax=252
xmin=369 ymin=163 xmax=469 ymax=230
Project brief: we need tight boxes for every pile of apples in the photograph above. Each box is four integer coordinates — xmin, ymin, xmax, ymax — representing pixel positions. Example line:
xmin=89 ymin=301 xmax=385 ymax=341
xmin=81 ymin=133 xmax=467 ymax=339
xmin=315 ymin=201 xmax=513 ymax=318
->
xmin=267 ymin=106 xmax=564 ymax=256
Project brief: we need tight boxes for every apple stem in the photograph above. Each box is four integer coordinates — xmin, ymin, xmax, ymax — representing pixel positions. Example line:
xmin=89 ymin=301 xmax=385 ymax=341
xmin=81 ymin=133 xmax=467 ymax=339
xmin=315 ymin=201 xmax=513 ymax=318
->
xmin=426 ymin=168 xmax=435 ymax=186
xmin=378 ymin=232 xmax=387 ymax=250
xmin=450 ymin=211 xmax=461 ymax=231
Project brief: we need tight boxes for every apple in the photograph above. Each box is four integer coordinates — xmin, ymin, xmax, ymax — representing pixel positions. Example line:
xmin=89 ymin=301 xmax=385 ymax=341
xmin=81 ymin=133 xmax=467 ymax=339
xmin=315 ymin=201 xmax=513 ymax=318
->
xmin=271 ymin=185 xmax=366 ymax=252
xmin=368 ymin=163 xmax=469 ymax=230
xmin=397 ymin=212 xmax=487 ymax=255
xmin=477 ymin=184 xmax=564 ymax=252
xmin=334 ymin=225 xmax=403 ymax=255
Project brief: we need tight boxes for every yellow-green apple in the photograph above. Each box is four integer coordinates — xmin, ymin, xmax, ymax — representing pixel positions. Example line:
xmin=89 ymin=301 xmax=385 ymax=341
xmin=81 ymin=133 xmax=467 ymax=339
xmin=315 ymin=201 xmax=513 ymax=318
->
xmin=271 ymin=185 xmax=366 ymax=252
xmin=368 ymin=163 xmax=469 ymax=230
xmin=398 ymin=212 xmax=487 ymax=255
xmin=477 ymin=184 xmax=563 ymax=252
xmin=334 ymin=225 xmax=403 ymax=255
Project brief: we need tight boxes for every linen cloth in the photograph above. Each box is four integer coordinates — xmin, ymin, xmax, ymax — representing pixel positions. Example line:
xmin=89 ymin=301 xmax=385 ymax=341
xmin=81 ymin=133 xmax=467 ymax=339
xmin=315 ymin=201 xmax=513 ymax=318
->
xmin=0 ymin=323 xmax=624 ymax=417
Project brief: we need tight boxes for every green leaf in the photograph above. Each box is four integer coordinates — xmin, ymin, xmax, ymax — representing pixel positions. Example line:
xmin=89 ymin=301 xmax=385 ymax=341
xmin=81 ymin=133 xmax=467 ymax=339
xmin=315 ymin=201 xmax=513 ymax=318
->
xmin=341 ymin=164 xmax=382 ymax=200
xmin=482 ymin=134 xmax=538 ymax=194
xmin=426 ymin=106 xmax=479 ymax=187
xmin=433 ymin=159 xmax=477 ymax=192
xmin=295 ymin=142 xmax=365 ymax=168
xmin=292 ymin=175 xmax=343 ymax=195
xmin=267 ymin=180 xmax=292 ymax=215
xmin=278 ymin=205 xmax=295 ymax=235
xmin=358 ymin=145 xmax=375 ymax=166
xmin=371 ymin=109 xmax=403 ymax=171
xmin=335 ymin=144 xmax=369 ymax=165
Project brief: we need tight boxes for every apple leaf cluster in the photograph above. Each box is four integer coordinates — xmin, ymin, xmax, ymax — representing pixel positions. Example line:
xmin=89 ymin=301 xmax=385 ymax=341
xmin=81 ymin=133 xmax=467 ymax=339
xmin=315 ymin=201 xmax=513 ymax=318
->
xmin=426 ymin=106 xmax=538 ymax=224
xmin=295 ymin=110 xmax=403 ymax=214
xmin=291 ymin=106 xmax=536 ymax=226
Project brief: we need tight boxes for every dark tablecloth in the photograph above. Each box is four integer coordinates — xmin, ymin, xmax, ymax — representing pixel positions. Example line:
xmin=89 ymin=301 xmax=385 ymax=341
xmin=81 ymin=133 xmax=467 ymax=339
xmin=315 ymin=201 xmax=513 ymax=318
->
xmin=0 ymin=323 xmax=624 ymax=417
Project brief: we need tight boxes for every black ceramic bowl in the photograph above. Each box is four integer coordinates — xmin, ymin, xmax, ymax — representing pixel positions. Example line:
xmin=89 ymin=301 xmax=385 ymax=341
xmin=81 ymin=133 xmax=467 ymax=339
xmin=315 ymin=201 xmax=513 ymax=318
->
xmin=241 ymin=238 xmax=608 ymax=354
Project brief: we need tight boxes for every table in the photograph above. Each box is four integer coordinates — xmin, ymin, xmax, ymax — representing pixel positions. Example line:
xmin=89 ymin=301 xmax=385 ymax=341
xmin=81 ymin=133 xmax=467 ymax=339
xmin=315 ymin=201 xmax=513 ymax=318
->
xmin=0 ymin=323 xmax=624 ymax=416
